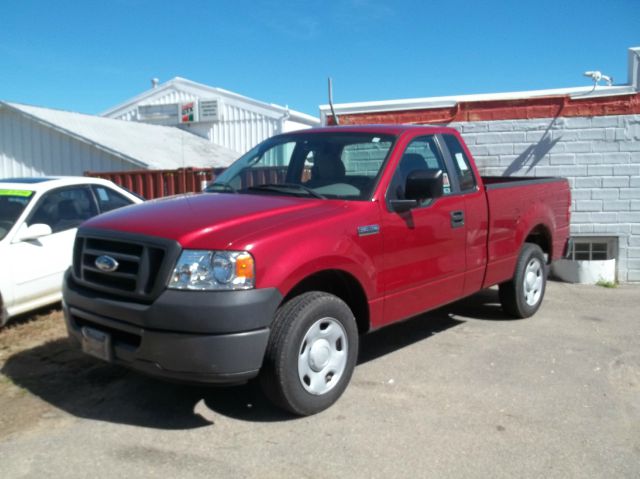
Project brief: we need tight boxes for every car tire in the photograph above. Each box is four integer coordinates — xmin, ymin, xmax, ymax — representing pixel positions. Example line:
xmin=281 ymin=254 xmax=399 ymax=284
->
xmin=260 ymin=291 xmax=359 ymax=416
xmin=0 ymin=294 xmax=7 ymax=328
xmin=499 ymin=243 xmax=547 ymax=319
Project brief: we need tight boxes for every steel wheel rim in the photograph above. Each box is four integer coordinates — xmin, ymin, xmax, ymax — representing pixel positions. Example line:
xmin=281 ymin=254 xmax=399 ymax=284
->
xmin=298 ymin=317 xmax=348 ymax=395
xmin=523 ymin=258 xmax=543 ymax=306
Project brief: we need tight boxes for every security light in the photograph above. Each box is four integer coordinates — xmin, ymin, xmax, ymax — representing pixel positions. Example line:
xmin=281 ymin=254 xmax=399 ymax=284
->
xmin=583 ymin=70 xmax=613 ymax=86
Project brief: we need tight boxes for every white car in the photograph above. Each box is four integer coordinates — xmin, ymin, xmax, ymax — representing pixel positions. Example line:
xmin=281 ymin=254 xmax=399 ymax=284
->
xmin=0 ymin=177 xmax=143 ymax=326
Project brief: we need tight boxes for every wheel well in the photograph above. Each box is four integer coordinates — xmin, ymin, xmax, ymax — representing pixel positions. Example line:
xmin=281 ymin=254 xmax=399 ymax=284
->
xmin=525 ymin=225 xmax=552 ymax=262
xmin=283 ymin=270 xmax=370 ymax=334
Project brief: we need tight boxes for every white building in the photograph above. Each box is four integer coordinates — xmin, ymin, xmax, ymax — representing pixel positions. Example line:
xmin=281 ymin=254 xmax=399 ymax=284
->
xmin=102 ymin=77 xmax=320 ymax=154
xmin=0 ymin=101 xmax=239 ymax=178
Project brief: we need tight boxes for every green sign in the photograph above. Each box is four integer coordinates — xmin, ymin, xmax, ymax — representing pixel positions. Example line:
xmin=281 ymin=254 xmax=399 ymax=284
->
xmin=0 ymin=189 xmax=34 ymax=197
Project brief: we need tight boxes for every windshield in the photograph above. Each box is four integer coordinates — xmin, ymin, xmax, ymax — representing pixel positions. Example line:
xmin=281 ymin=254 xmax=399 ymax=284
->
xmin=205 ymin=132 xmax=396 ymax=200
xmin=0 ymin=189 xmax=34 ymax=240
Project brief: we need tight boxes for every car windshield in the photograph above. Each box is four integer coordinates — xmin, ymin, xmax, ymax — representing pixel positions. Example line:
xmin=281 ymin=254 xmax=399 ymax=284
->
xmin=205 ymin=132 xmax=396 ymax=200
xmin=0 ymin=189 xmax=34 ymax=240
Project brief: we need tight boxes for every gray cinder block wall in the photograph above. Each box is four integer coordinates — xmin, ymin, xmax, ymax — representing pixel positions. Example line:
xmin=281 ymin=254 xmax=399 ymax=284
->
xmin=453 ymin=114 xmax=640 ymax=282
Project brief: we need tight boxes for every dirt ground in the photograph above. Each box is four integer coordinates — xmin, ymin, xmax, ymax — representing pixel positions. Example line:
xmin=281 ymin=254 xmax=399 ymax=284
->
xmin=0 ymin=307 xmax=92 ymax=439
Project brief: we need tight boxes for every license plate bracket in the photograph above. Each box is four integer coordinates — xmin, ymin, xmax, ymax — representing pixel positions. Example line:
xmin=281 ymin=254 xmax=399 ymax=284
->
xmin=81 ymin=326 xmax=113 ymax=362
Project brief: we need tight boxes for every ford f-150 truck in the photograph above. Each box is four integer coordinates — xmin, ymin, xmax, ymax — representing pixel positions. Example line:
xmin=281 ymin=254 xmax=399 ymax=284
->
xmin=63 ymin=125 xmax=571 ymax=415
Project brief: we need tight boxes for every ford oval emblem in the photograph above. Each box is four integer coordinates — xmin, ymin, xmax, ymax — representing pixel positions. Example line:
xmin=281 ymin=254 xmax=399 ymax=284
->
xmin=95 ymin=255 xmax=119 ymax=273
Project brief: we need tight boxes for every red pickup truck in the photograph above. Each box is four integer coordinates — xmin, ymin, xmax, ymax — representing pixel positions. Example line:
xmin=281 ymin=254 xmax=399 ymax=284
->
xmin=63 ymin=125 xmax=570 ymax=415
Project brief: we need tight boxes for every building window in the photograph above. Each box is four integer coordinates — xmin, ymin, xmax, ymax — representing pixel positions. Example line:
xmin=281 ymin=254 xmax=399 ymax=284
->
xmin=567 ymin=237 xmax=617 ymax=261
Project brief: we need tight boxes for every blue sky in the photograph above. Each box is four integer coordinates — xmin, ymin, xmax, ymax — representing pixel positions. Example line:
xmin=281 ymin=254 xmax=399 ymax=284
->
xmin=1 ymin=0 xmax=638 ymax=117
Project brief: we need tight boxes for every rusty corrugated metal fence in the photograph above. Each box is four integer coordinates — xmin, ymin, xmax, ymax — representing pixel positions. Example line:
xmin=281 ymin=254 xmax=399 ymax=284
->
xmin=85 ymin=167 xmax=226 ymax=199
xmin=85 ymin=166 xmax=295 ymax=199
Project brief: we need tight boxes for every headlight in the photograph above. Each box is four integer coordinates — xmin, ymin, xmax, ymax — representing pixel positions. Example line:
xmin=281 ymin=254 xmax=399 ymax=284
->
xmin=168 ymin=250 xmax=255 ymax=290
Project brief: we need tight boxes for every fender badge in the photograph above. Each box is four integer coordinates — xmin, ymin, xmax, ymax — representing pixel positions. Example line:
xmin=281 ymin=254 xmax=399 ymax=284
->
xmin=357 ymin=224 xmax=380 ymax=236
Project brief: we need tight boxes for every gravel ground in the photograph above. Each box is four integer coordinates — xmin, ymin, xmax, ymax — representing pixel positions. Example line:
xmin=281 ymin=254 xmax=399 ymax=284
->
xmin=0 ymin=281 xmax=638 ymax=478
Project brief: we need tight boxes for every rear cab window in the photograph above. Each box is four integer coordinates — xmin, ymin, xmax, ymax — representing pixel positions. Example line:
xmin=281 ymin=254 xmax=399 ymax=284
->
xmin=441 ymin=134 xmax=477 ymax=192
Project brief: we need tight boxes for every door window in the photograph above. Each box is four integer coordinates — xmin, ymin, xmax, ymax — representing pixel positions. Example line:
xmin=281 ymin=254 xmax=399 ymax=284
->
xmin=28 ymin=187 xmax=98 ymax=233
xmin=387 ymin=135 xmax=451 ymax=207
xmin=0 ymin=191 xmax=33 ymax=240
xmin=92 ymin=186 xmax=133 ymax=213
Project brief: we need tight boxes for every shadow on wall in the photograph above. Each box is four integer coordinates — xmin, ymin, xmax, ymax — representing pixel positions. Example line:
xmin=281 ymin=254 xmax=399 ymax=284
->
xmin=502 ymin=118 xmax=561 ymax=177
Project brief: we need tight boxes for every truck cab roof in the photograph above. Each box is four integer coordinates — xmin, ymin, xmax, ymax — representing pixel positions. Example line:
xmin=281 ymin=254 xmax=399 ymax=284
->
xmin=292 ymin=124 xmax=456 ymax=136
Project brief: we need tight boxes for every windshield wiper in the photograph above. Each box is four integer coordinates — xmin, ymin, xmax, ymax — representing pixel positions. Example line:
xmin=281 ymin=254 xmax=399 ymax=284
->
xmin=247 ymin=183 xmax=326 ymax=199
xmin=204 ymin=182 xmax=238 ymax=193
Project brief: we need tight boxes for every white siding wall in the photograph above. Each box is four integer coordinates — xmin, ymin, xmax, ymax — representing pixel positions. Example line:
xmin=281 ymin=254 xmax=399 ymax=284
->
xmin=209 ymin=106 xmax=280 ymax=154
xmin=180 ymin=106 xmax=281 ymax=155
xmin=0 ymin=109 xmax=134 ymax=177
xmin=111 ymin=91 xmax=283 ymax=154
xmin=283 ymin=119 xmax=315 ymax=133
xmin=112 ymin=90 xmax=198 ymax=121
xmin=450 ymin=113 xmax=640 ymax=282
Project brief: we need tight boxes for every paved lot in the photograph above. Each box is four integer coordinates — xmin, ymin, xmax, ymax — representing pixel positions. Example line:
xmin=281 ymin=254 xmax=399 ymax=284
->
xmin=0 ymin=281 xmax=639 ymax=478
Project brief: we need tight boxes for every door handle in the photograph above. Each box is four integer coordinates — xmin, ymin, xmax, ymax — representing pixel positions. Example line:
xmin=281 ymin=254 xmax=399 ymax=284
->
xmin=450 ymin=210 xmax=465 ymax=228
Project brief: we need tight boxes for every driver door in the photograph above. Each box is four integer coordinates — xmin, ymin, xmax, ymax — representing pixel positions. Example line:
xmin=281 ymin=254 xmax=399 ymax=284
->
xmin=380 ymin=135 xmax=467 ymax=325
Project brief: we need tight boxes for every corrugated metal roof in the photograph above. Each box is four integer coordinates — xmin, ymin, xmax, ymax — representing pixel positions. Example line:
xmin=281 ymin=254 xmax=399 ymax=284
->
xmin=1 ymin=102 xmax=240 ymax=169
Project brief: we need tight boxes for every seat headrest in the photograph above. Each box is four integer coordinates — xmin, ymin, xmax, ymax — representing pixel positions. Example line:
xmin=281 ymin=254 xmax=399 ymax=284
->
xmin=57 ymin=199 xmax=81 ymax=220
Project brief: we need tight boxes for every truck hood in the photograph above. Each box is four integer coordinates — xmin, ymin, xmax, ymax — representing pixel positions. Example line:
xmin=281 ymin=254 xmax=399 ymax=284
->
xmin=83 ymin=193 xmax=345 ymax=249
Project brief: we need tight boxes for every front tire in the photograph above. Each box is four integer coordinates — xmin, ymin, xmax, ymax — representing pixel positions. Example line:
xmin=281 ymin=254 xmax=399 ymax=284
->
xmin=499 ymin=243 xmax=547 ymax=318
xmin=260 ymin=292 xmax=359 ymax=416
xmin=0 ymin=294 xmax=7 ymax=328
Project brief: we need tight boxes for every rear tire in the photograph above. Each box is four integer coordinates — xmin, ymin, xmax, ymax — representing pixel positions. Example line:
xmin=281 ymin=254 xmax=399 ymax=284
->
xmin=260 ymin=291 xmax=358 ymax=416
xmin=499 ymin=243 xmax=547 ymax=318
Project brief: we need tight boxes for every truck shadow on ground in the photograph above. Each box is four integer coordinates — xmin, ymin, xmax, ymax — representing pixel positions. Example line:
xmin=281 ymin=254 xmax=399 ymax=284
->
xmin=1 ymin=289 xmax=512 ymax=428
xmin=358 ymin=288 xmax=512 ymax=365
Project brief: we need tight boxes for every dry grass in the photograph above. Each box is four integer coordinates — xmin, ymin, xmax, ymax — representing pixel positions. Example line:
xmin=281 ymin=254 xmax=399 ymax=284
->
xmin=0 ymin=305 xmax=71 ymax=439
xmin=0 ymin=305 xmax=67 ymax=365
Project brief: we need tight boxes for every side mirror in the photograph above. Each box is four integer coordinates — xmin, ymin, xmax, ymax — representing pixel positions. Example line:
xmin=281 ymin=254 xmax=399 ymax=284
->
xmin=14 ymin=223 xmax=53 ymax=242
xmin=405 ymin=169 xmax=443 ymax=202
xmin=389 ymin=198 xmax=418 ymax=213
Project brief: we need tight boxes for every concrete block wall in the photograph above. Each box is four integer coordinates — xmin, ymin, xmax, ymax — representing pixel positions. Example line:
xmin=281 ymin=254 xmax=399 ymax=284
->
xmin=452 ymin=113 xmax=640 ymax=282
xmin=343 ymin=141 xmax=393 ymax=176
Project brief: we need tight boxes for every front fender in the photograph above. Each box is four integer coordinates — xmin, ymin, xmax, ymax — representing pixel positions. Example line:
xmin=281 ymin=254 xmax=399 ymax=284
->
xmin=255 ymin=233 xmax=379 ymax=301
xmin=0 ymin=250 xmax=14 ymax=318
xmin=277 ymin=256 xmax=375 ymax=300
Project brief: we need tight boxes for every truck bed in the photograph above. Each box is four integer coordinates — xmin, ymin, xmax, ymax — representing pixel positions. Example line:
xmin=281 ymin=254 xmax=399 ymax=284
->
xmin=481 ymin=176 xmax=571 ymax=287
xmin=482 ymin=176 xmax=567 ymax=189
